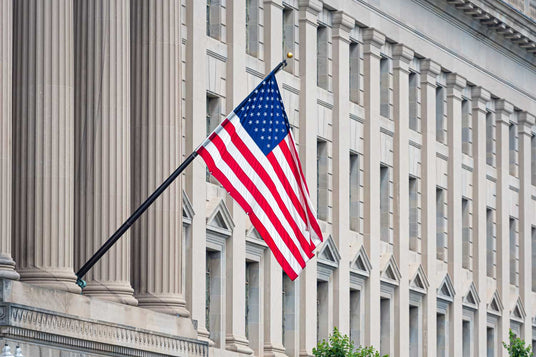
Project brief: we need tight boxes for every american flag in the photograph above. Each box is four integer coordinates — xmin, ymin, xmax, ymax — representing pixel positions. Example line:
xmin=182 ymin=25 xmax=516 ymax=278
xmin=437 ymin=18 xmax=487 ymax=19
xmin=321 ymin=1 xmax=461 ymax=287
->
xmin=197 ymin=72 xmax=323 ymax=280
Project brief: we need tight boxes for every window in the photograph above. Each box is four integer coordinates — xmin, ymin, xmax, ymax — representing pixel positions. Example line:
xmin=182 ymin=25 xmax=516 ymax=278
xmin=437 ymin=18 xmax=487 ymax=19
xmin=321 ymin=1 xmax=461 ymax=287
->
xmin=245 ymin=262 xmax=260 ymax=352
xmin=486 ymin=209 xmax=496 ymax=278
xmin=206 ymin=95 xmax=220 ymax=183
xmin=380 ymin=56 xmax=390 ymax=118
xmin=380 ymin=166 xmax=390 ymax=242
xmin=380 ymin=298 xmax=391 ymax=356
xmin=510 ymin=218 xmax=518 ymax=286
xmin=409 ymin=306 xmax=419 ymax=357
xmin=282 ymin=7 xmax=294 ymax=72
xmin=317 ymin=281 xmax=329 ymax=343
xmin=350 ymin=289 xmax=361 ymax=347
xmin=509 ymin=123 xmax=517 ymax=176
xmin=436 ymin=188 xmax=446 ymax=261
xmin=487 ymin=327 xmax=495 ymax=357
xmin=462 ymin=99 xmax=471 ymax=155
xmin=436 ymin=86 xmax=445 ymax=142
xmin=463 ymin=320 xmax=471 ymax=357
xmin=437 ymin=313 xmax=447 ymax=357
xmin=317 ymin=25 xmax=328 ymax=90
xmin=462 ymin=198 xmax=472 ymax=270
xmin=206 ymin=250 xmax=223 ymax=346
xmin=206 ymin=0 xmax=221 ymax=39
xmin=530 ymin=135 xmax=536 ymax=186
xmin=486 ymin=111 xmax=494 ymax=166
xmin=409 ymin=72 xmax=418 ymax=131
xmin=350 ymin=153 xmax=359 ymax=231
xmin=246 ymin=0 xmax=259 ymax=56
xmin=317 ymin=140 xmax=328 ymax=221
xmin=349 ymin=42 xmax=360 ymax=103
xmin=409 ymin=177 xmax=419 ymax=251
xmin=283 ymin=273 xmax=297 ymax=356
xmin=532 ymin=227 xmax=536 ymax=292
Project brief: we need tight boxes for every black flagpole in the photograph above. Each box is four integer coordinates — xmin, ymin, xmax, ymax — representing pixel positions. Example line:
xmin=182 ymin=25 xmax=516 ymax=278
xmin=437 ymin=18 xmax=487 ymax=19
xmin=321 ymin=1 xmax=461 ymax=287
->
xmin=75 ymin=57 xmax=290 ymax=289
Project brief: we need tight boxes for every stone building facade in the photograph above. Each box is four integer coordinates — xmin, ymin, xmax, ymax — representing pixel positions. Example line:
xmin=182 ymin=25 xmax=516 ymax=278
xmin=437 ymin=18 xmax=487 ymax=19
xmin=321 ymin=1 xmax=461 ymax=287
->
xmin=1 ymin=0 xmax=536 ymax=356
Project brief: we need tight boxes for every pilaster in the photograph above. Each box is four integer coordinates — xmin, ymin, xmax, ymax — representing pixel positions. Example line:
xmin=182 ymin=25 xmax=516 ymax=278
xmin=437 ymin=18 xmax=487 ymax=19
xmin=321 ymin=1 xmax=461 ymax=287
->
xmin=12 ymin=0 xmax=79 ymax=293
xmin=0 ymin=0 xmax=18 ymax=280
xmin=331 ymin=10 xmax=353 ymax=335
xmin=224 ymin=0 xmax=253 ymax=354
xmin=471 ymin=86 xmax=491 ymax=357
xmin=185 ymin=0 xmax=210 ymax=341
xmin=130 ymin=0 xmax=187 ymax=316
xmin=518 ymin=111 xmax=535 ymax=343
xmin=419 ymin=58 xmax=441 ymax=357
xmin=362 ymin=27 xmax=385 ymax=350
xmin=263 ymin=2 xmax=286 ymax=356
xmin=298 ymin=1 xmax=321 ymax=355
xmin=495 ymin=99 xmax=514 ymax=354
xmin=392 ymin=43 xmax=414 ymax=357
xmin=74 ymin=0 xmax=136 ymax=305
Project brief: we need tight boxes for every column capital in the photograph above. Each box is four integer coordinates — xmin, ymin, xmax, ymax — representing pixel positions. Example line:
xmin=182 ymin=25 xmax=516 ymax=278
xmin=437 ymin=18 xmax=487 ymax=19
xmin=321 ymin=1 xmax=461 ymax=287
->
xmin=363 ymin=28 xmax=385 ymax=57
xmin=519 ymin=112 xmax=535 ymax=135
xmin=495 ymin=99 xmax=513 ymax=124
xmin=446 ymin=73 xmax=466 ymax=98
xmin=298 ymin=0 xmax=322 ymax=16
xmin=392 ymin=44 xmax=414 ymax=71
xmin=420 ymin=59 xmax=441 ymax=85
xmin=471 ymin=86 xmax=490 ymax=112
xmin=332 ymin=11 xmax=354 ymax=41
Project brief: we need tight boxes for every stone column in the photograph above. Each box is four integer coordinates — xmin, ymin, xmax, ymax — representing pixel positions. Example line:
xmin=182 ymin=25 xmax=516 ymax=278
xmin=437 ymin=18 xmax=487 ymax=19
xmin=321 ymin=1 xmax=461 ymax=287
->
xmin=495 ymin=99 xmax=513 ymax=352
xmin=298 ymin=1 xmax=321 ymax=355
xmin=130 ymin=0 xmax=187 ymax=316
xmin=224 ymin=0 xmax=252 ymax=353
xmin=362 ymin=28 xmax=385 ymax=349
xmin=12 ymin=0 xmax=79 ymax=293
xmin=263 ymin=1 xmax=286 ymax=356
xmin=0 ymin=0 xmax=18 ymax=280
xmin=185 ymin=0 xmax=209 ymax=339
xmin=74 ymin=0 xmax=136 ymax=305
xmin=420 ymin=59 xmax=441 ymax=356
xmin=471 ymin=87 xmax=491 ymax=357
xmin=518 ymin=112 xmax=534 ymax=342
xmin=446 ymin=73 xmax=466 ymax=357
xmin=392 ymin=44 xmax=413 ymax=357
xmin=331 ymin=11 xmax=353 ymax=336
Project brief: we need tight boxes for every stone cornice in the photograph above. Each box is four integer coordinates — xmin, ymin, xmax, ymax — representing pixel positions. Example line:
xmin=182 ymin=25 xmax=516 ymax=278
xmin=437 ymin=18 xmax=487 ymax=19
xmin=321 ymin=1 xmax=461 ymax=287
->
xmin=0 ymin=303 xmax=208 ymax=357
xmin=445 ymin=0 xmax=536 ymax=56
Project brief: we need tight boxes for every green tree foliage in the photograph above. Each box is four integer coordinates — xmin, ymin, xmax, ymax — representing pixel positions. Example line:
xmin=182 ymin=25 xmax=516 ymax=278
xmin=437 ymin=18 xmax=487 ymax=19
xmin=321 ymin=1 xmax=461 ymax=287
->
xmin=312 ymin=327 xmax=387 ymax=357
xmin=503 ymin=329 xmax=533 ymax=357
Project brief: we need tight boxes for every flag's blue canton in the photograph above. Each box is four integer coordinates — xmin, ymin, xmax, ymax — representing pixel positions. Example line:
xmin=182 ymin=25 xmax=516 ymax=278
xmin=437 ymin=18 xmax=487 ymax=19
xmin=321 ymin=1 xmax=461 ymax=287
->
xmin=237 ymin=74 xmax=290 ymax=155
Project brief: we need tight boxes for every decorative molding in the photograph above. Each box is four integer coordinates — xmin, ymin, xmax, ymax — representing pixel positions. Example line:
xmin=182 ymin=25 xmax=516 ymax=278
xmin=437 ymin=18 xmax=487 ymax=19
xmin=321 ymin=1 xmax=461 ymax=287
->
xmin=510 ymin=296 xmax=526 ymax=323
xmin=206 ymin=199 xmax=235 ymax=236
xmin=462 ymin=281 xmax=480 ymax=310
xmin=487 ymin=289 xmax=504 ymax=316
xmin=409 ymin=264 xmax=430 ymax=295
xmin=182 ymin=190 xmax=195 ymax=225
xmin=350 ymin=245 xmax=372 ymax=278
xmin=0 ymin=304 xmax=208 ymax=357
xmin=379 ymin=253 xmax=401 ymax=286
xmin=317 ymin=236 xmax=340 ymax=281
xmin=437 ymin=273 xmax=455 ymax=302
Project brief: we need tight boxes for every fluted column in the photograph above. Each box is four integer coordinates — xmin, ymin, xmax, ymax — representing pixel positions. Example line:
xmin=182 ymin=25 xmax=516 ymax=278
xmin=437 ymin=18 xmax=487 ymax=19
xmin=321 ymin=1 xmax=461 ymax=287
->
xmin=471 ymin=87 xmax=491 ymax=357
xmin=263 ymin=1 xmax=286 ymax=356
xmin=331 ymin=11 xmax=353 ymax=335
xmin=74 ymin=0 xmax=136 ymax=305
xmin=446 ymin=73 xmax=465 ymax=357
xmin=393 ymin=44 xmax=413 ymax=357
xmin=0 ymin=0 xmax=18 ymax=280
xmin=420 ymin=59 xmax=440 ymax=356
xmin=518 ymin=112 xmax=534 ymax=343
xmin=362 ymin=28 xmax=385 ymax=349
xmin=130 ymin=0 xmax=186 ymax=316
xmin=495 ymin=99 xmax=513 ymax=354
xmin=12 ymin=0 xmax=78 ymax=293
xmin=298 ymin=1 xmax=321 ymax=355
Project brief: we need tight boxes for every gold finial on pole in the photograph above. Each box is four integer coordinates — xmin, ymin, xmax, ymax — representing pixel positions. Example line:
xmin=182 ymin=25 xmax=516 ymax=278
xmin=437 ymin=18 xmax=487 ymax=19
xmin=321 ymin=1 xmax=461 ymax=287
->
xmin=287 ymin=52 xmax=293 ymax=59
